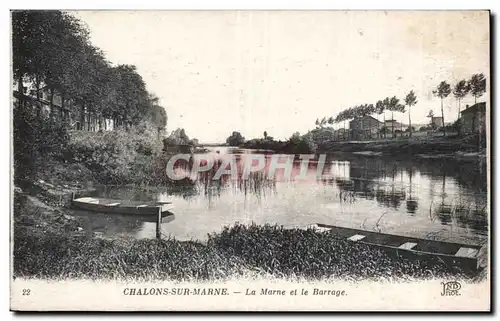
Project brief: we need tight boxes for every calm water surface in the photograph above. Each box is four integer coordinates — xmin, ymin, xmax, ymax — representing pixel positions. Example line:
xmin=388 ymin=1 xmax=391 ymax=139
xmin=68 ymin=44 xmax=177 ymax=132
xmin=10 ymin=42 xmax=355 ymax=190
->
xmin=73 ymin=147 xmax=488 ymax=242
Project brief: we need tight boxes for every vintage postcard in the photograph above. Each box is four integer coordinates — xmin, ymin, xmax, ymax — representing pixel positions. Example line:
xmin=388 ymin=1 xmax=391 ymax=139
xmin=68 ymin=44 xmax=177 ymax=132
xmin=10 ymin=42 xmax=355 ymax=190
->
xmin=10 ymin=10 xmax=490 ymax=311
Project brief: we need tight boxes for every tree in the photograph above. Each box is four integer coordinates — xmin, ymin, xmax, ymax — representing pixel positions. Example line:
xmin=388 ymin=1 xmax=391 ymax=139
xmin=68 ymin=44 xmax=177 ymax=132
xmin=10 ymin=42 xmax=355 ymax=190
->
xmin=427 ymin=110 xmax=436 ymax=130
xmin=433 ymin=81 xmax=451 ymax=136
xmin=468 ymin=73 xmax=486 ymax=104
xmin=375 ymin=100 xmax=384 ymax=138
xmin=12 ymin=11 xmax=91 ymax=111
xmin=226 ymin=131 xmax=245 ymax=146
xmin=453 ymin=80 xmax=470 ymax=136
xmin=263 ymin=131 xmax=268 ymax=140
xmin=12 ymin=10 xmax=165 ymax=133
xmin=381 ymin=97 xmax=391 ymax=138
xmin=147 ymin=94 xmax=168 ymax=138
xmin=386 ymin=96 xmax=405 ymax=138
xmin=404 ymin=91 xmax=418 ymax=138
xmin=453 ymin=80 xmax=470 ymax=115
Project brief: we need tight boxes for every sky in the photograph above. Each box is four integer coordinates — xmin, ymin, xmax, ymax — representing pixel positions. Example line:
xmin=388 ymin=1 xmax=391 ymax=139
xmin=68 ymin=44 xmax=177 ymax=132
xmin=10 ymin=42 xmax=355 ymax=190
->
xmin=75 ymin=11 xmax=489 ymax=143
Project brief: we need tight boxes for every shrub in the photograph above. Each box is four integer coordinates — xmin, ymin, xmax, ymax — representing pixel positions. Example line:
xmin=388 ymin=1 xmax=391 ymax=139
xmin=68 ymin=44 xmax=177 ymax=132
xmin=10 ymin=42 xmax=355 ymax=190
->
xmin=64 ymin=121 xmax=166 ymax=185
xmin=13 ymin=105 xmax=70 ymax=182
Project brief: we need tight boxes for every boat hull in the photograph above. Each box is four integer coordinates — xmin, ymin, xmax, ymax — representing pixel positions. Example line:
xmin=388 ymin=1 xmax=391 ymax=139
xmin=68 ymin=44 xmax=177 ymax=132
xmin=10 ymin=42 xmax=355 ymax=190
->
xmin=71 ymin=197 xmax=174 ymax=217
xmin=314 ymin=223 xmax=483 ymax=271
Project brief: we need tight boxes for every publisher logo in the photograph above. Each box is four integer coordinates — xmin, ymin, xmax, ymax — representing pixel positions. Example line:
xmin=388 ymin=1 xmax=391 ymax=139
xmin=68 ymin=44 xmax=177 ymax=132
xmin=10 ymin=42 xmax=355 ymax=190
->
xmin=441 ymin=281 xmax=461 ymax=296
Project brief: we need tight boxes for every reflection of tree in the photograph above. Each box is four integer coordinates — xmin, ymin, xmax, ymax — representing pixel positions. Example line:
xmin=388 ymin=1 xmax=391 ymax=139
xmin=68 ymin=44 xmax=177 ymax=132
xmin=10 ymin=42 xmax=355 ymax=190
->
xmin=434 ymin=204 xmax=452 ymax=226
xmin=166 ymin=180 xmax=198 ymax=200
xmin=375 ymin=188 xmax=406 ymax=209
xmin=406 ymin=199 xmax=418 ymax=214
xmin=405 ymin=167 xmax=418 ymax=215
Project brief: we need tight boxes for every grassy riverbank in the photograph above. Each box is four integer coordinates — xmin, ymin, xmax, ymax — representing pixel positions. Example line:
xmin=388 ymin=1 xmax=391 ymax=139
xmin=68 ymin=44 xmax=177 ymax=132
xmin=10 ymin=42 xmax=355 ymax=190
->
xmin=13 ymin=190 xmax=478 ymax=282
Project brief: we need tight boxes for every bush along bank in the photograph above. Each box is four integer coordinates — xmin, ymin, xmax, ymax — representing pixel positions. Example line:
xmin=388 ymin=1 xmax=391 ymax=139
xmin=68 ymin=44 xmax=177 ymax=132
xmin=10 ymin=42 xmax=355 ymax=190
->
xmin=14 ymin=222 xmax=474 ymax=282
xmin=63 ymin=124 xmax=169 ymax=186
xmin=14 ymin=104 xmax=171 ymax=189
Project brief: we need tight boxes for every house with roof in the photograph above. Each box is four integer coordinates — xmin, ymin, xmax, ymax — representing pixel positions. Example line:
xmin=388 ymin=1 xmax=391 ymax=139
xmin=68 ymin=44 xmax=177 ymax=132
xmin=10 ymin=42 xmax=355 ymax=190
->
xmin=349 ymin=116 xmax=383 ymax=139
xmin=460 ymin=102 xmax=486 ymax=134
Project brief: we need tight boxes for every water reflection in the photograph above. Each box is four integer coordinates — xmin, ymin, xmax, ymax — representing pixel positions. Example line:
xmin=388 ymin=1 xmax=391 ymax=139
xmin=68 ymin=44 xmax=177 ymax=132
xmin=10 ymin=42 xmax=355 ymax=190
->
xmin=78 ymin=147 xmax=488 ymax=240
xmin=329 ymin=155 xmax=487 ymax=232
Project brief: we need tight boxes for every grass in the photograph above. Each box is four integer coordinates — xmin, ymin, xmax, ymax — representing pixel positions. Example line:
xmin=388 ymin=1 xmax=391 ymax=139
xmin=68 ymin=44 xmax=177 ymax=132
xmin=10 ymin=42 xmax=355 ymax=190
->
xmin=14 ymin=214 xmax=475 ymax=282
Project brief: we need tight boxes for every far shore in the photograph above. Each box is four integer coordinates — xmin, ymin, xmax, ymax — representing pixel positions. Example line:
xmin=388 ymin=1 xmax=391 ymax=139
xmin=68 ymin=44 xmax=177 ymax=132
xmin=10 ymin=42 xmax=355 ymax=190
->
xmin=237 ymin=134 xmax=486 ymax=160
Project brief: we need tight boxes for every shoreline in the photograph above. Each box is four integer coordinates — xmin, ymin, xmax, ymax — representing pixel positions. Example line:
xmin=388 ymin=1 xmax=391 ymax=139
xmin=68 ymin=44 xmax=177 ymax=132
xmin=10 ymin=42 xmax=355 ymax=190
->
xmin=239 ymin=135 xmax=486 ymax=161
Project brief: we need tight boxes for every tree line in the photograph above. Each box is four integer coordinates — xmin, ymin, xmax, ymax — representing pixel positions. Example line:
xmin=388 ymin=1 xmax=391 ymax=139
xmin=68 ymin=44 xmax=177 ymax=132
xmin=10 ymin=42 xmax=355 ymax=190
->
xmin=12 ymin=10 xmax=167 ymax=132
xmin=315 ymin=73 xmax=486 ymax=138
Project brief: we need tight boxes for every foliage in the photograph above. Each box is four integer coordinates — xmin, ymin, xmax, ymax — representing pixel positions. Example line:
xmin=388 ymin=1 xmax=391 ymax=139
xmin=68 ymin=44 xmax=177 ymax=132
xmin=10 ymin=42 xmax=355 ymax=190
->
xmin=241 ymin=131 xmax=317 ymax=154
xmin=12 ymin=10 xmax=166 ymax=131
xmin=433 ymin=81 xmax=452 ymax=100
xmin=164 ymin=128 xmax=197 ymax=146
xmin=468 ymin=73 xmax=486 ymax=103
xmin=13 ymin=105 xmax=69 ymax=182
xmin=404 ymin=90 xmax=418 ymax=137
xmin=226 ymin=131 xmax=246 ymax=146
xmin=287 ymin=132 xmax=318 ymax=153
xmin=453 ymin=80 xmax=470 ymax=102
xmin=65 ymin=123 xmax=166 ymax=185
xmin=404 ymin=91 xmax=418 ymax=107
xmin=433 ymin=81 xmax=452 ymax=136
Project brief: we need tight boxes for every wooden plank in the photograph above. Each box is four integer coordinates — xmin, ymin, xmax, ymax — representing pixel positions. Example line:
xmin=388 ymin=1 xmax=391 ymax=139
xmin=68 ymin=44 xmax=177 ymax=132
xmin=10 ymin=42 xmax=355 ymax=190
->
xmin=136 ymin=205 xmax=148 ymax=208
xmin=105 ymin=203 xmax=120 ymax=207
xmin=398 ymin=242 xmax=418 ymax=250
xmin=308 ymin=224 xmax=331 ymax=232
xmin=156 ymin=206 xmax=162 ymax=240
xmin=75 ymin=197 xmax=98 ymax=204
xmin=348 ymin=234 xmax=366 ymax=241
xmin=455 ymin=247 xmax=479 ymax=258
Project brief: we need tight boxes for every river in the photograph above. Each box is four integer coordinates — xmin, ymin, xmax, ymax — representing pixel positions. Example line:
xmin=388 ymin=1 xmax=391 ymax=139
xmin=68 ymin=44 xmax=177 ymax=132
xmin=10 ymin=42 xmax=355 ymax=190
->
xmin=73 ymin=146 xmax=488 ymax=243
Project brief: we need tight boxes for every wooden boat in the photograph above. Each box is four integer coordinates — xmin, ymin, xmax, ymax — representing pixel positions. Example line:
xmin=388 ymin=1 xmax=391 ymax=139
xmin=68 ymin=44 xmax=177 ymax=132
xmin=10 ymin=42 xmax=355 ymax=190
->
xmin=71 ymin=197 xmax=174 ymax=217
xmin=312 ymin=223 xmax=483 ymax=271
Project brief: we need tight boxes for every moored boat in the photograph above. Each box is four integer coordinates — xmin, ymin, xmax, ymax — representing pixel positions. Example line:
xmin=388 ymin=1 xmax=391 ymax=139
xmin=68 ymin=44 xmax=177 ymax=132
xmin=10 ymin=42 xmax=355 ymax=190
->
xmin=311 ymin=223 xmax=483 ymax=271
xmin=71 ymin=197 xmax=174 ymax=217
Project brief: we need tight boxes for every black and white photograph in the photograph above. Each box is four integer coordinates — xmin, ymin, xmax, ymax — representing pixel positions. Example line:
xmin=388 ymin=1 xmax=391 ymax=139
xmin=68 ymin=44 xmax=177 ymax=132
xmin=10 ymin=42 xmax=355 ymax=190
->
xmin=9 ymin=9 xmax=491 ymax=311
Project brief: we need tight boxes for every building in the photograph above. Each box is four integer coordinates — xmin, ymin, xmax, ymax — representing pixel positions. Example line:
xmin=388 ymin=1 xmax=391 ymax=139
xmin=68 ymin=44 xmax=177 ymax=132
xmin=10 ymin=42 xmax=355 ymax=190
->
xmin=349 ymin=116 xmax=383 ymax=139
xmin=333 ymin=128 xmax=350 ymax=141
xmin=13 ymin=81 xmax=115 ymax=132
xmin=430 ymin=116 xmax=443 ymax=129
xmin=13 ymin=84 xmax=71 ymax=123
xmin=384 ymin=119 xmax=408 ymax=133
xmin=460 ymin=102 xmax=486 ymax=134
